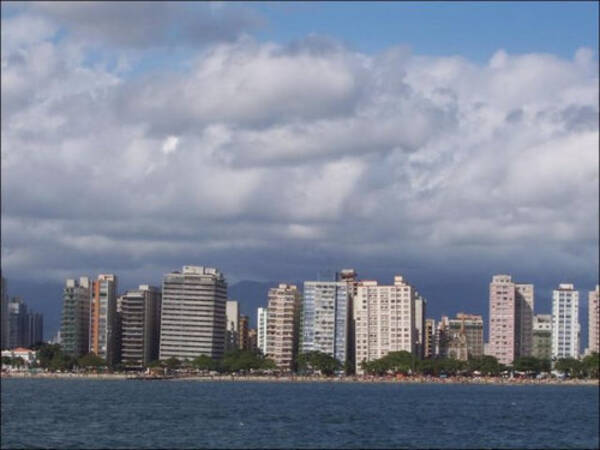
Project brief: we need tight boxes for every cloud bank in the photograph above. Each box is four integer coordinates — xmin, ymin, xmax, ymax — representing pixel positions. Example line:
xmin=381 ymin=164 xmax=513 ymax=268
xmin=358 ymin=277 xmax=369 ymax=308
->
xmin=1 ymin=4 xmax=598 ymax=296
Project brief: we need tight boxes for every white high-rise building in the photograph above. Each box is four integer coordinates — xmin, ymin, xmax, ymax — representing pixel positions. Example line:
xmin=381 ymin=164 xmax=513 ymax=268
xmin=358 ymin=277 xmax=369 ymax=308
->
xmin=225 ymin=300 xmax=240 ymax=352
xmin=257 ymin=307 xmax=268 ymax=355
xmin=552 ymin=284 xmax=580 ymax=359
xmin=589 ymin=286 xmax=599 ymax=355
xmin=300 ymin=280 xmax=350 ymax=366
xmin=159 ymin=266 xmax=227 ymax=361
xmin=354 ymin=276 xmax=416 ymax=374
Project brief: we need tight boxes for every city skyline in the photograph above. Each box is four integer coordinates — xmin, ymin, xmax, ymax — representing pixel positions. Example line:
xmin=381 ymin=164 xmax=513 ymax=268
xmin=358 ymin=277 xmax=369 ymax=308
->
xmin=1 ymin=3 xmax=598 ymax=343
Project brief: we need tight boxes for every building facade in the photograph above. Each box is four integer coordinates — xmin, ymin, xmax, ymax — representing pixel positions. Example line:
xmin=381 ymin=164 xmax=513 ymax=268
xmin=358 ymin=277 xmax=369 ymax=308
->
xmin=532 ymin=314 xmax=552 ymax=360
xmin=159 ymin=266 xmax=227 ymax=361
xmin=588 ymin=286 xmax=599 ymax=355
xmin=300 ymin=280 xmax=350 ymax=366
xmin=552 ymin=284 xmax=579 ymax=359
xmin=26 ymin=312 xmax=43 ymax=347
xmin=7 ymin=298 xmax=28 ymax=349
xmin=488 ymin=275 xmax=534 ymax=365
xmin=257 ymin=307 xmax=268 ymax=355
xmin=424 ymin=318 xmax=435 ymax=358
xmin=516 ymin=284 xmax=534 ymax=357
xmin=414 ymin=294 xmax=426 ymax=359
xmin=61 ymin=277 xmax=91 ymax=358
xmin=239 ymin=315 xmax=249 ymax=350
xmin=225 ymin=300 xmax=240 ymax=352
xmin=447 ymin=313 xmax=484 ymax=359
xmin=354 ymin=276 xmax=416 ymax=374
xmin=247 ymin=328 xmax=257 ymax=352
xmin=120 ymin=285 xmax=161 ymax=368
xmin=1 ymin=276 xmax=8 ymax=350
xmin=266 ymin=284 xmax=301 ymax=372
xmin=89 ymin=274 xmax=119 ymax=366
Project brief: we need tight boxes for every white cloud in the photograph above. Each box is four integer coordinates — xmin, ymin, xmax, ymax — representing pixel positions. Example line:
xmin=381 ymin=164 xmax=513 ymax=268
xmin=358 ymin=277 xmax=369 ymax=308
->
xmin=161 ymin=136 xmax=179 ymax=155
xmin=1 ymin=6 xmax=598 ymax=287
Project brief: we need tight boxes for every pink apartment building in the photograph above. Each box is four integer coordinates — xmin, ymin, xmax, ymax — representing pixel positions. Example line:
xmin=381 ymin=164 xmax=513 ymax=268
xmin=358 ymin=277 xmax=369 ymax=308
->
xmin=488 ymin=274 xmax=534 ymax=365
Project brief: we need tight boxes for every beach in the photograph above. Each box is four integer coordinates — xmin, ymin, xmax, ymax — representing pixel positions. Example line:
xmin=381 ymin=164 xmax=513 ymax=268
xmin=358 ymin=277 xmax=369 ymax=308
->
xmin=2 ymin=371 xmax=597 ymax=386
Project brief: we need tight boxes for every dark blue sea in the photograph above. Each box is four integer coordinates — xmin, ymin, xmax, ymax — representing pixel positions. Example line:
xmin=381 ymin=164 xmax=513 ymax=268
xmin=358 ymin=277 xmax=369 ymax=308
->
xmin=1 ymin=379 xmax=598 ymax=449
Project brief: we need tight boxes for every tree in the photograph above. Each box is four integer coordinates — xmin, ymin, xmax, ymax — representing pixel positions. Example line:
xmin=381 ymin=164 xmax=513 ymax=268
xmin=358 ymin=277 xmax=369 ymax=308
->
xmin=146 ymin=360 xmax=162 ymax=368
xmin=582 ymin=353 xmax=599 ymax=378
xmin=49 ymin=352 xmax=75 ymax=372
xmin=383 ymin=351 xmax=416 ymax=375
xmin=555 ymin=358 xmax=584 ymax=378
xmin=513 ymin=357 xmax=549 ymax=375
xmin=192 ymin=355 xmax=216 ymax=371
xmin=467 ymin=356 xmax=504 ymax=376
xmin=296 ymin=351 xmax=342 ymax=376
xmin=164 ymin=357 xmax=181 ymax=370
xmin=36 ymin=343 xmax=63 ymax=369
xmin=78 ymin=352 xmax=107 ymax=369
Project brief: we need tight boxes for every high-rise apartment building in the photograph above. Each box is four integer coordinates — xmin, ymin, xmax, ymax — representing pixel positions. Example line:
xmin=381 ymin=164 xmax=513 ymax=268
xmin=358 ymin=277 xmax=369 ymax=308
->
xmin=588 ymin=286 xmax=599 ymax=354
xmin=119 ymin=285 xmax=161 ymax=368
xmin=225 ymin=300 xmax=240 ymax=352
xmin=61 ymin=277 xmax=91 ymax=358
xmin=414 ymin=294 xmax=426 ymax=359
xmin=89 ymin=274 xmax=119 ymax=366
xmin=8 ymin=297 xmax=28 ymax=349
xmin=239 ymin=315 xmax=249 ymax=350
xmin=424 ymin=318 xmax=435 ymax=358
xmin=300 ymin=280 xmax=350 ymax=366
xmin=159 ymin=266 xmax=227 ymax=360
xmin=488 ymin=275 xmax=534 ymax=365
xmin=256 ymin=308 xmax=268 ymax=355
xmin=552 ymin=284 xmax=579 ymax=359
xmin=26 ymin=312 xmax=43 ymax=347
xmin=1 ymin=276 xmax=8 ymax=350
xmin=516 ymin=284 xmax=534 ymax=357
xmin=248 ymin=329 xmax=257 ymax=352
xmin=532 ymin=314 xmax=552 ymax=360
xmin=257 ymin=307 xmax=268 ymax=355
xmin=266 ymin=284 xmax=301 ymax=372
xmin=354 ymin=276 xmax=416 ymax=374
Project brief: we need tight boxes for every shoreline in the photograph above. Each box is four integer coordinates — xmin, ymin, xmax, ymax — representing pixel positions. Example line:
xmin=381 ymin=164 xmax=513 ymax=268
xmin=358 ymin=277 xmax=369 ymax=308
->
xmin=2 ymin=372 xmax=598 ymax=386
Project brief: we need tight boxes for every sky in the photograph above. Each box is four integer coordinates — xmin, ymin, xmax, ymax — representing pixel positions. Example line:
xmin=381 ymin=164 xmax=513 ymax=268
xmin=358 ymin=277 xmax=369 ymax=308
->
xmin=1 ymin=2 xmax=599 ymax=340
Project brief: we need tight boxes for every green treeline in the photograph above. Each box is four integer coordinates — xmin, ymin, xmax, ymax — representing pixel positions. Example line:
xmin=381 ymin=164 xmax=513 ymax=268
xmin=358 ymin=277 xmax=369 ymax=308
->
xmin=7 ymin=343 xmax=599 ymax=379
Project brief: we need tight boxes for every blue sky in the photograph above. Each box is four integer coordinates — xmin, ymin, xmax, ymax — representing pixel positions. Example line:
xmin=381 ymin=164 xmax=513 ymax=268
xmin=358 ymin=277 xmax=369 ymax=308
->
xmin=254 ymin=2 xmax=598 ymax=60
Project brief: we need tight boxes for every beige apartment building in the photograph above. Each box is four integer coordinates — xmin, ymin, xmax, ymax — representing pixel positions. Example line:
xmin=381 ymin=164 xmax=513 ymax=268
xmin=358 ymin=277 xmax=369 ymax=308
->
xmin=266 ymin=284 xmax=301 ymax=372
xmin=89 ymin=274 xmax=119 ymax=366
xmin=589 ymin=286 xmax=599 ymax=355
xmin=354 ymin=276 xmax=416 ymax=374
xmin=488 ymin=275 xmax=534 ymax=365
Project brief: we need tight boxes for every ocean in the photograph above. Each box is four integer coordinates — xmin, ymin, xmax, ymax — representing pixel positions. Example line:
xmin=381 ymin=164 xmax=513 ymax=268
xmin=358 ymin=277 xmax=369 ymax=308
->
xmin=1 ymin=379 xmax=598 ymax=449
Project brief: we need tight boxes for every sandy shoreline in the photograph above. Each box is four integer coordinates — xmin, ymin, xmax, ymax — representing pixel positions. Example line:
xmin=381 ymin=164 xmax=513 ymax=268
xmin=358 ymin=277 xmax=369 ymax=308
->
xmin=2 ymin=372 xmax=598 ymax=386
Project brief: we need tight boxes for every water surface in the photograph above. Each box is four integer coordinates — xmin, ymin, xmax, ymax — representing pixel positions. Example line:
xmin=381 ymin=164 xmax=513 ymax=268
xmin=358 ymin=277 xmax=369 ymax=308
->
xmin=1 ymin=379 xmax=598 ymax=449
